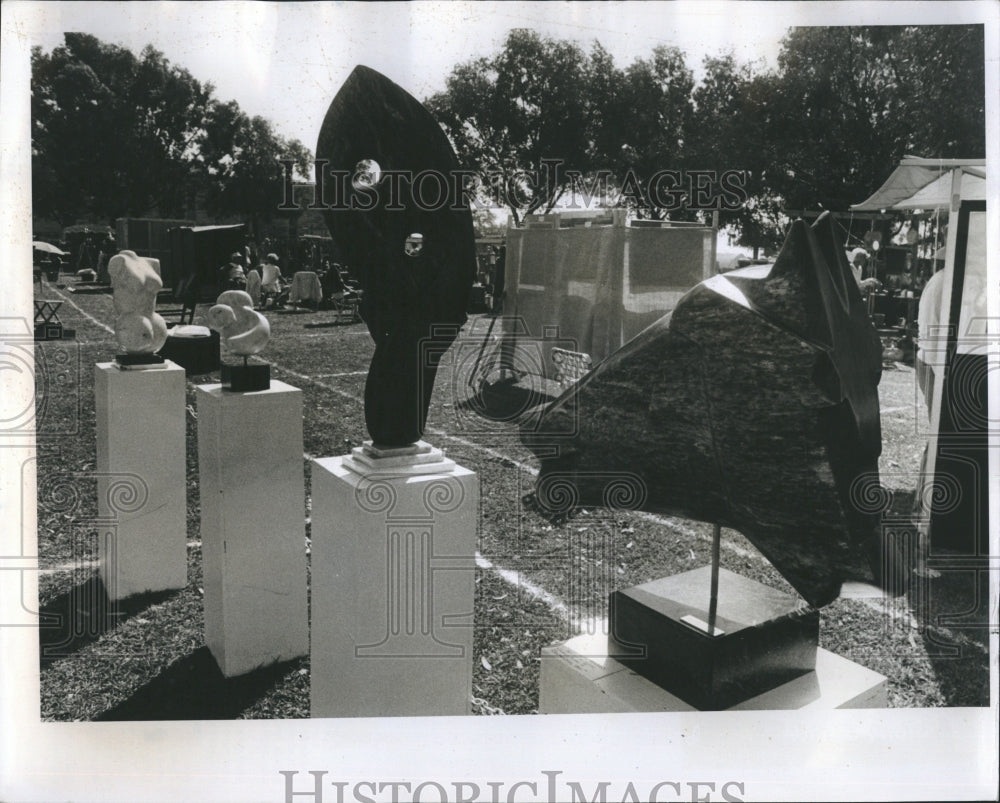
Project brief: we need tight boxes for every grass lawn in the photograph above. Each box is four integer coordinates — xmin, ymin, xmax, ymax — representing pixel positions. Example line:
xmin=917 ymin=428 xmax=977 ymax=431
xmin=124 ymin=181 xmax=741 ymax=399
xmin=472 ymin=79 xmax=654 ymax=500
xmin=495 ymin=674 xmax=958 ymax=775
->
xmin=31 ymin=275 xmax=989 ymax=720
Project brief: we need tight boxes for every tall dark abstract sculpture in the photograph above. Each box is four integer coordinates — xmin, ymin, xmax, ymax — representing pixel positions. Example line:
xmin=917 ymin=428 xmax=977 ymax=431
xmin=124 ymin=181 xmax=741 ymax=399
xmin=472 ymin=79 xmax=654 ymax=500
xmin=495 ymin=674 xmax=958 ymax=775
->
xmin=521 ymin=212 xmax=888 ymax=608
xmin=317 ymin=65 xmax=476 ymax=447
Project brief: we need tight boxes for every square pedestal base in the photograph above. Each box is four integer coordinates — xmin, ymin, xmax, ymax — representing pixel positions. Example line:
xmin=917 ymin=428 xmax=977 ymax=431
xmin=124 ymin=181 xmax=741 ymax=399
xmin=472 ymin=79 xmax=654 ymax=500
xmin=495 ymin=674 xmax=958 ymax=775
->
xmin=197 ymin=380 xmax=308 ymax=677
xmin=95 ymin=361 xmax=187 ymax=601
xmin=310 ymin=453 xmax=478 ymax=717
xmin=609 ymin=567 xmax=819 ymax=710
xmin=220 ymin=362 xmax=270 ymax=392
xmin=539 ymin=633 xmax=887 ymax=712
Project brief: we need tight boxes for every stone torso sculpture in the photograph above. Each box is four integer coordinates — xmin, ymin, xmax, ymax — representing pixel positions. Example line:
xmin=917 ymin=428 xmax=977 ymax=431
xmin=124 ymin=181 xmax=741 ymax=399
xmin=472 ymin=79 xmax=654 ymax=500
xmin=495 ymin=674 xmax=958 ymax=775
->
xmin=316 ymin=65 xmax=476 ymax=448
xmin=520 ymin=212 xmax=888 ymax=608
xmin=108 ymin=250 xmax=168 ymax=355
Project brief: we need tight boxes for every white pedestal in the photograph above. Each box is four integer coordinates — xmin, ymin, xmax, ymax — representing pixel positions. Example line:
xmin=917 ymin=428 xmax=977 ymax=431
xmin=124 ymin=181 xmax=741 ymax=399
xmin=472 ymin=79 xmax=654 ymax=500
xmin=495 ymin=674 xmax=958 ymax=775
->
xmin=196 ymin=380 xmax=308 ymax=677
xmin=539 ymin=634 xmax=887 ymax=713
xmin=310 ymin=450 xmax=478 ymax=717
xmin=95 ymin=361 xmax=187 ymax=601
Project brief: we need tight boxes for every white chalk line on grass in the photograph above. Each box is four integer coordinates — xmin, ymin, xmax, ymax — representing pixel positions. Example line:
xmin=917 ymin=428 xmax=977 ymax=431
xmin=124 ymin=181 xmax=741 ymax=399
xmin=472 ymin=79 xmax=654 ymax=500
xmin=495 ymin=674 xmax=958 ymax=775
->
xmin=38 ymin=559 xmax=98 ymax=575
xmin=475 ymin=552 xmax=605 ymax=635
xmin=47 ymin=286 xmax=114 ymax=336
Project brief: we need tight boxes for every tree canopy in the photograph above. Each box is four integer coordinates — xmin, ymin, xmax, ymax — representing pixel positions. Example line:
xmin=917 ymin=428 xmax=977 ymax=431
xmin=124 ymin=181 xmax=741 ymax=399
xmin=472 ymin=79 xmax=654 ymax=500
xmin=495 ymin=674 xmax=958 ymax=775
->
xmin=31 ymin=33 xmax=312 ymax=231
xmin=428 ymin=25 xmax=986 ymax=251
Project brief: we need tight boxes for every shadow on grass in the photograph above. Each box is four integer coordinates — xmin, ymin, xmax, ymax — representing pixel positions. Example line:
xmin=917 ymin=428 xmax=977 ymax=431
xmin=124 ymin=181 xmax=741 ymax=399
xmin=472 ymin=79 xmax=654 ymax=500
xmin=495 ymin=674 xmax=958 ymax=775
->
xmin=303 ymin=319 xmax=357 ymax=329
xmin=909 ymin=558 xmax=991 ymax=706
xmin=885 ymin=489 xmax=991 ymax=706
xmin=95 ymin=648 xmax=305 ymax=720
xmin=456 ymin=380 xmax=557 ymax=425
xmin=39 ymin=577 xmax=178 ymax=669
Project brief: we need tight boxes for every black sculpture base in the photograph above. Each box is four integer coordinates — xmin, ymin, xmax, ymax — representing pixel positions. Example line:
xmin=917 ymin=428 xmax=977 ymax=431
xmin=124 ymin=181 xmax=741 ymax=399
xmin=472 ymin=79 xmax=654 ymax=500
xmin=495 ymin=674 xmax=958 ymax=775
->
xmin=115 ymin=353 xmax=166 ymax=369
xmin=158 ymin=326 xmax=221 ymax=374
xmin=35 ymin=323 xmax=76 ymax=341
xmin=220 ymin=362 xmax=270 ymax=392
xmin=609 ymin=567 xmax=818 ymax=711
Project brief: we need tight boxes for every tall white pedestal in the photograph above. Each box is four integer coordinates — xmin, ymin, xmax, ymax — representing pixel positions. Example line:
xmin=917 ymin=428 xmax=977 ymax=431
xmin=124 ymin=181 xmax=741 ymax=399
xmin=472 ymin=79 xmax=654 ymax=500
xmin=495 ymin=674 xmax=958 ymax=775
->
xmin=539 ymin=634 xmax=887 ymax=713
xmin=310 ymin=446 xmax=478 ymax=717
xmin=95 ymin=361 xmax=187 ymax=601
xmin=196 ymin=381 xmax=308 ymax=677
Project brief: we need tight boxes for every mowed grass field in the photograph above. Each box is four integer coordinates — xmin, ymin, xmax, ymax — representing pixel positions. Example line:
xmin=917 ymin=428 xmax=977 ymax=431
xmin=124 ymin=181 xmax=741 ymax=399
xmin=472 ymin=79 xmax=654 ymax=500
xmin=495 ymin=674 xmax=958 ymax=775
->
xmin=29 ymin=275 xmax=989 ymax=720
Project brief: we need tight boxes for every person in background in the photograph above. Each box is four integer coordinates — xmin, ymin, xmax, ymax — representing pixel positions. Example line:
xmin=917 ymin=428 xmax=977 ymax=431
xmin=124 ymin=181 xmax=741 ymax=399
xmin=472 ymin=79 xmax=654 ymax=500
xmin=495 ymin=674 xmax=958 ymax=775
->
xmin=260 ymin=252 xmax=288 ymax=308
xmin=915 ymin=267 xmax=945 ymax=415
xmin=96 ymin=234 xmax=116 ymax=284
xmin=219 ymin=252 xmax=247 ymax=292
xmin=849 ymin=247 xmax=881 ymax=296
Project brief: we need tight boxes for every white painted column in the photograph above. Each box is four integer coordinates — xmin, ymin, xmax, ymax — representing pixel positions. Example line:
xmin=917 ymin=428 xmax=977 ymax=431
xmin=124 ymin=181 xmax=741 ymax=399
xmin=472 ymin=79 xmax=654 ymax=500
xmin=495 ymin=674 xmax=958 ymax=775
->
xmin=196 ymin=380 xmax=308 ymax=677
xmin=310 ymin=444 xmax=478 ymax=717
xmin=95 ymin=361 xmax=187 ymax=601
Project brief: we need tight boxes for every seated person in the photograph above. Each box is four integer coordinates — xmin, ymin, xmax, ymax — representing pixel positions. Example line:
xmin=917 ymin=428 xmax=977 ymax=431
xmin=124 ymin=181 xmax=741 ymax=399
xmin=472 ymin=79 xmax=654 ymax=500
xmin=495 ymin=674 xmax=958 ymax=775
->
xmin=320 ymin=260 xmax=348 ymax=300
xmin=260 ymin=253 xmax=288 ymax=307
xmin=219 ymin=252 xmax=247 ymax=292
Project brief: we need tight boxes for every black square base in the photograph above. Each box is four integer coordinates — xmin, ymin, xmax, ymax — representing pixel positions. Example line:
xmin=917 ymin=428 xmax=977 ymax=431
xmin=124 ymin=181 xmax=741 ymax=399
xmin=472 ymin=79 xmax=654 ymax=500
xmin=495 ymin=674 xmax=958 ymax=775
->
xmin=115 ymin=353 xmax=166 ymax=367
xmin=220 ymin=362 xmax=270 ymax=392
xmin=609 ymin=567 xmax=819 ymax=710
xmin=34 ymin=323 xmax=63 ymax=341
xmin=158 ymin=327 xmax=221 ymax=374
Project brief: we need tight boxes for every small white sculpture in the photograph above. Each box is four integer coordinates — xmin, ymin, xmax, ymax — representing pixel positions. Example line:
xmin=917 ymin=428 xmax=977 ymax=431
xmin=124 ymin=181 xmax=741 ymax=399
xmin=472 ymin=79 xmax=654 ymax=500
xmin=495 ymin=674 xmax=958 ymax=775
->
xmin=108 ymin=250 xmax=168 ymax=354
xmin=206 ymin=290 xmax=270 ymax=356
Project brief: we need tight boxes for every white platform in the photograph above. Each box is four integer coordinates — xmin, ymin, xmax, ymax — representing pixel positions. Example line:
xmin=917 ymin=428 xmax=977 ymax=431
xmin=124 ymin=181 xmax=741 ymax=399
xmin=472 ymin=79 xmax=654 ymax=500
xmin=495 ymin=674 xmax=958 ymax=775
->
xmin=95 ymin=361 xmax=187 ymax=601
xmin=196 ymin=380 xmax=308 ymax=677
xmin=310 ymin=451 xmax=478 ymax=717
xmin=539 ymin=633 xmax=888 ymax=713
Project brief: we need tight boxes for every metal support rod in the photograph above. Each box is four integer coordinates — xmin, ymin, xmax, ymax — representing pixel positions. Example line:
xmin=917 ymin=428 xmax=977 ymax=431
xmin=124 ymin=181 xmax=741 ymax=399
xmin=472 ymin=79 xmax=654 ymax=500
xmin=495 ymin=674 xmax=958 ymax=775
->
xmin=707 ymin=522 xmax=721 ymax=635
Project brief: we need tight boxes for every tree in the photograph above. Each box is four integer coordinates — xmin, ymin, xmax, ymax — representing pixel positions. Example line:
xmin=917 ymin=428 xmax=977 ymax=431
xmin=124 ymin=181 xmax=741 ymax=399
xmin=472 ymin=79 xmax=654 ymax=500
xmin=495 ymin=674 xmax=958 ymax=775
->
xmin=689 ymin=54 xmax=785 ymax=253
xmin=766 ymin=25 xmax=985 ymax=212
xmin=31 ymin=34 xmax=212 ymax=225
xmin=609 ymin=45 xmax=695 ymax=220
xmin=31 ymin=32 xmax=313 ymax=232
xmin=199 ymin=99 xmax=312 ymax=237
xmin=427 ymin=29 xmax=612 ymax=224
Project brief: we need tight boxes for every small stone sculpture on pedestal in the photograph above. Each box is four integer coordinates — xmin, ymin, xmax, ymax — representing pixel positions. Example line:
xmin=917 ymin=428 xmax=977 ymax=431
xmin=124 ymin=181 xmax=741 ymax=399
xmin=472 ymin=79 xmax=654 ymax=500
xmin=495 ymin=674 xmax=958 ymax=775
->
xmin=206 ymin=289 xmax=271 ymax=392
xmin=108 ymin=250 xmax=168 ymax=368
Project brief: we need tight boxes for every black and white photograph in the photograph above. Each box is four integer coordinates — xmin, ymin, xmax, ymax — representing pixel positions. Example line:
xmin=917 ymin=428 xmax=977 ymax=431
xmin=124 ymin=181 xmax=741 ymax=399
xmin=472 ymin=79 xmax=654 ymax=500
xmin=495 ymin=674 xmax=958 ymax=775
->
xmin=1 ymin=2 xmax=996 ymax=801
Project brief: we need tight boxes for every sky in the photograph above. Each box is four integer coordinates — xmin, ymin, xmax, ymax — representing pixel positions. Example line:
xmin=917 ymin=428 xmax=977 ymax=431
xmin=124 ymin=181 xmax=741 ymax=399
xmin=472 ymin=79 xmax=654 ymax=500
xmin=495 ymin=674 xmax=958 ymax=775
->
xmin=21 ymin=1 xmax=802 ymax=149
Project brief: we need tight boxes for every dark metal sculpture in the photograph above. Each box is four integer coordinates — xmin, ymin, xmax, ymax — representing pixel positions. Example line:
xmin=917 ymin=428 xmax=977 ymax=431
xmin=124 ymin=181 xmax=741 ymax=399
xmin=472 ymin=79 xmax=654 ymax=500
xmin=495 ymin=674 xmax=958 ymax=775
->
xmin=316 ymin=65 xmax=476 ymax=447
xmin=521 ymin=212 xmax=889 ymax=607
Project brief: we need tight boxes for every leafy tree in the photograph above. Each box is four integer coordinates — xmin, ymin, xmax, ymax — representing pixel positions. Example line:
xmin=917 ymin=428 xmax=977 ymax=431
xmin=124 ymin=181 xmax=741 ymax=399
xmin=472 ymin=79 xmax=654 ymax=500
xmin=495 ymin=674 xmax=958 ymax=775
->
xmin=609 ymin=45 xmax=696 ymax=219
xmin=31 ymin=33 xmax=211 ymax=225
xmin=32 ymin=32 xmax=313 ymax=233
xmin=427 ymin=29 xmax=612 ymax=224
xmin=199 ymin=99 xmax=312 ymax=237
xmin=429 ymin=35 xmax=699 ymax=223
xmin=689 ymin=54 xmax=785 ymax=253
xmin=767 ymin=25 xmax=985 ymax=212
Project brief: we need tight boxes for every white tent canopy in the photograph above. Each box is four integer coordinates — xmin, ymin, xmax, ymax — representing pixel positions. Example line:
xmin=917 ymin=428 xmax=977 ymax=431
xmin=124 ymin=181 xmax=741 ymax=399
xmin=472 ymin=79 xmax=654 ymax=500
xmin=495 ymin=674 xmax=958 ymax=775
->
xmin=851 ymin=155 xmax=986 ymax=211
